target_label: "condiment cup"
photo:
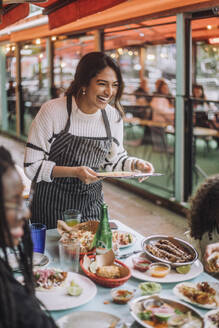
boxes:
[111,286,135,304]
[148,262,171,278]
[132,256,151,272]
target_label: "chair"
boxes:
[147,126,174,176]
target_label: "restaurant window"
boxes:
[191,33,219,194]
[20,39,49,136]
[53,34,95,97]
[5,44,16,132]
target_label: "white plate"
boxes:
[97,171,163,179]
[8,252,49,271]
[124,253,203,283]
[173,281,219,309]
[56,311,125,328]
[113,230,136,249]
[204,308,219,328]
[129,296,203,328]
[36,272,97,311]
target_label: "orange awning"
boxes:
[39,0,128,29]
[0,4,29,30]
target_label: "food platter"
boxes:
[56,311,127,328]
[204,309,219,328]
[141,235,198,268]
[124,253,203,283]
[36,272,97,311]
[96,171,163,179]
[112,230,136,249]
[129,295,203,328]
[173,281,219,309]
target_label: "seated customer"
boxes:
[187,174,219,266]
[150,79,174,124]
[0,147,57,328]
[134,78,152,119]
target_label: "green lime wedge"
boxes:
[176,265,191,274]
[67,285,83,296]
[89,261,98,274]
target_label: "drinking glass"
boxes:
[30,223,46,254]
[59,240,80,272]
[63,209,81,227]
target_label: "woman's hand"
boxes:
[132,160,154,182]
[75,166,99,184]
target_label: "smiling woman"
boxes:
[24,52,154,228]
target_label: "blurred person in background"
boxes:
[150,79,174,124]
[0,147,57,328]
[24,52,154,229]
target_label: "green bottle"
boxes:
[92,203,112,255]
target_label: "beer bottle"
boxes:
[92,203,112,255]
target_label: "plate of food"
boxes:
[129,295,203,328]
[112,230,136,248]
[56,311,127,328]
[204,308,219,328]
[142,235,198,268]
[124,253,203,283]
[173,281,219,309]
[34,268,97,311]
[96,171,163,179]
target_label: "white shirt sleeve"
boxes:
[24,101,57,183]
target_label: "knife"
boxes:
[117,250,142,259]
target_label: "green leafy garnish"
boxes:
[138,311,152,320]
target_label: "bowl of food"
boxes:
[148,262,171,278]
[80,255,131,288]
[142,235,198,268]
[132,256,151,272]
[57,220,99,258]
[129,295,204,328]
[111,287,135,304]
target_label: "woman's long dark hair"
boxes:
[66,52,124,118]
[0,147,55,328]
[188,174,219,240]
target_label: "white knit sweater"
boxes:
[24,96,139,182]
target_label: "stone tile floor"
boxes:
[0,134,188,238]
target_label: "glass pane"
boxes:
[106,42,176,199]
[20,39,49,136]
[6,46,16,132]
[191,20,219,194]
[53,34,95,97]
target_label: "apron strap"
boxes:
[65,95,112,139]
[101,109,112,139]
[64,94,72,132]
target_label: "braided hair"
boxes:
[0,147,55,328]
[188,174,219,240]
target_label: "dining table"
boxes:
[43,219,218,327]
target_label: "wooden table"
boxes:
[43,220,218,326]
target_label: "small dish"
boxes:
[132,257,151,272]
[148,262,171,278]
[111,287,134,304]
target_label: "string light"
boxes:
[207,25,212,30]
[36,38,41,45]
[51,36,57,41]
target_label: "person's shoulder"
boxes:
[105,104,122,123]
[40,97,67,115]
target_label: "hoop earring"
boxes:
[82,89,86,95]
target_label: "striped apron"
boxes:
[31,95,112,229]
